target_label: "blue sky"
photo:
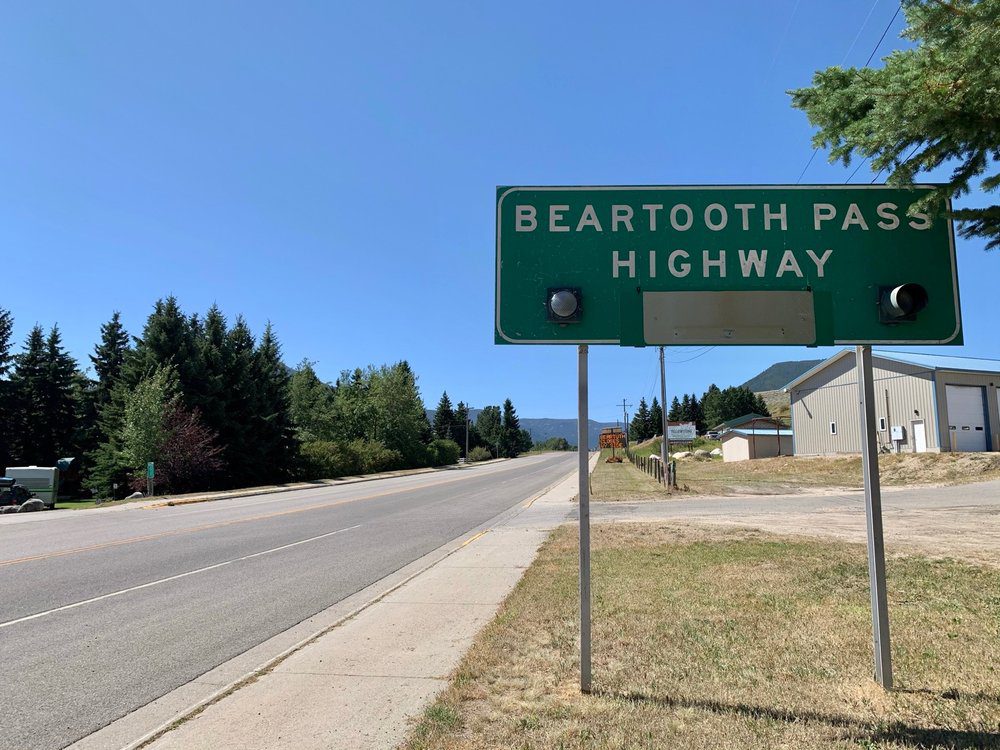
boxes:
[2,1,996,423]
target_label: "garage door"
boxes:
[946,385,987,452]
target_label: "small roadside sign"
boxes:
[667,422,697,441]
[147,462,155,479]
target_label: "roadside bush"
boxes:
[299,440,362,479]
[300,439,404,477]
[468,446,493,462]
[350,439,404,474]
[427,439,461,467]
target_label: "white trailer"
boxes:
[5,466,60,509]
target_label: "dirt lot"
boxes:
[404,523,1000,750]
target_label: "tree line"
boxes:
[0,299,534,499]
[628,385,771,442]
[429,392,534,460]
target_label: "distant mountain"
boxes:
[520,418,619,450]
[741,360,822,392]
[426,409,616,450]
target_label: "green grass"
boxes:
[54,497,142,510]
[591,449,671,501]
[403,524,1000,750]
[632,436,722,457]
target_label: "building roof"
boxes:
[712,413,778,431]
[783,348,1000,391]
[726,428,793,438]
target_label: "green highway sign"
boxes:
[495,185,961,346]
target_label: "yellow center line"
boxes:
[0,469,508,568]
[460,530,488,548]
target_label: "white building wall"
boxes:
[790,355,939,455]
[722,435,750,462]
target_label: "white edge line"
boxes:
[0,525,362,630]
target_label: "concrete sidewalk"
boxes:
[119,455,595,750]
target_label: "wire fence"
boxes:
[624,447,676,487]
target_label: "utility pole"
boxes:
[659,347,671,492]
[619,398,632,446]
[464,405,474,462]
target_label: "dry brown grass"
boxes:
[590,451,672,502]
[403,523,1000,750]
[758,389,792,421]
[593,448,1000,499]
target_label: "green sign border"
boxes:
[495,184,961,347]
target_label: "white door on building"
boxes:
[912,420,927,453]
[945,385,988,452]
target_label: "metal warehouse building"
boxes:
[785,350,1000,455]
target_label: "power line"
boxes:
[863,4,901,67]
[668,346,718,364]
[841,0,882,67]
[871,142,921,183]
[845,156,871,183]
[795,149,820,185]
[844,3,904,184]
[796,1,904,184]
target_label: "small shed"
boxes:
[721,429,793,462]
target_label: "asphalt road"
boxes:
[0,453,576,750]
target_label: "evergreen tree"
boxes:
[649,397,663,437]
[680,394,692,427]
[703,385,770,428]
[251,322,298,483]
[71,371,100,460]
[289,360,337,442]
[9,326,79,465]
[477,405,502,457]
[667,395,682,422]
[454,401,478,457]
[685,393,706,434]
[518,428,534,453]
[701,384,723,429]
[432,391,456,440]
[194,305,230,438]
[0,307,13,379]
[127,297,205,410]
[500,398,527,458]
[790,0,1000,249]
[629,398,650,442]
[220,316,258,485]
[0,307,14,470]
[90,312,131,416]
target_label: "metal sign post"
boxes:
[658,346,671,492]
[578,344,592,694]
[856,345,893,689]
